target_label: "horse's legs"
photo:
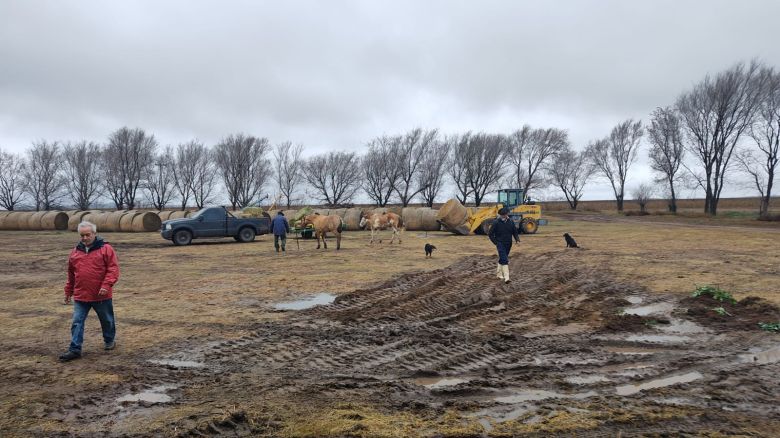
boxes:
[322,232,328,249]
[369,228,375,245]
[316,232,321,249]
[389,226,398,244]
[336,232,341,250]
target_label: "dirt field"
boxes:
[1,213,779,437]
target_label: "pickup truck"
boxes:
[160,207,271,246]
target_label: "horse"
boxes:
[299,213,344,250]
[359,212,404,244]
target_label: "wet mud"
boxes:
[20,252,780,436]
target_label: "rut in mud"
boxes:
[47,252,780,436]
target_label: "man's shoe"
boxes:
[104,341,116,350]
[59,351,81,362]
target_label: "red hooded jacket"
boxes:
[64,237,120,302]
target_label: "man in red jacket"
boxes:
[59,221,120,362]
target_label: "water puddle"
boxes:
[658,318,708,334]
[274,293,336,310]
[626,334,691,344]
[600,362,655,373]
[413,377,470,388]
[615,371,703,396]
[495,389,597,404]
[565,375,610,385]
[149,359,204,368]
[623,302,676,316]
[116,385,176,404]
[625,295,644,305]
[603,346,660,355]
[740,346,780,365]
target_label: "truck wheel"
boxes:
[521,218,538,234]
[173,229,192,246]
[238,227,256,243]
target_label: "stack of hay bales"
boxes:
[402,207,441,231]
[436,199,471,235]
[131,211,162,231]
[0,211,21,230]
[157,211,175,221]
[240,207,265,218]
[119,211,142,231]
[168,210,189,219]
[77,210,161,232]
[68,211,92,231]
[41,211,69,230]
[342,208,364,230]
[0,211,69,231]
[27,211,49,230]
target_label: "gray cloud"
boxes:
[1,0,778,200]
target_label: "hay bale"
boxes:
[68,211,92,231]
[131,211,162,232]
[371,207,388,215]
[101,211,128,232]
[90,212,111,231]
[41,211,69,230]
[119,211,142,231]
[419,208,441,231]
[436,199,470,235]
[329,208,347,218]
[241,206,265,218]
[402,207,424,231]
[3,211,27,230]
[157,211,174,221]
[386,206,403,216]
[313,208,330,216]
[169,210,189,219]
[343,208,363,231]
[27,211,49,230]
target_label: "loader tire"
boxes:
[521,218,538,234]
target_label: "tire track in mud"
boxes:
[53,252,780,436]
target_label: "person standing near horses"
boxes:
[271,211,290,252]
[59,221,120,362]
[488,207,520,284]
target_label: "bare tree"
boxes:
[105,127,157,209]
[144,146,177,210]
[549,147,595,210]
[273,141,305,208]
[215,134,272,209]
[467,133,508,206]
[191,146,217,209]
[362,135,403,207]
[24,140,64,210]
[418,139,451,207]
[171,140,204,209]
[102,146,125,209]
[302,151,361,206]
[509,125,568,197]
[62,141,102,210]
[744,66,780,217]
[0,149,26,210]
[447,133,474,204]
[676,60,767,215]
[631,183,655,213]
[587,119,644,211]
[394,128,438,206]
[647,107,685,213]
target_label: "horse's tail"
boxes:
[337,217,344,233]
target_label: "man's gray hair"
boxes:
[77,221,97,233]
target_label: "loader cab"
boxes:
[497,188,525,210]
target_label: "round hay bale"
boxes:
[157,211,174,221]
[169,210,188,219]
[102,211,128,232]
[27,211,49,230]
[68,211,92,231]
[131,211,162,232]
[90,212,111,231]
[119,211,142,231]
[328,208,347,218]
[419,208,441,231]
[436,199,470,235]
[386,206,403,216]
[2,211,25,230]
[41,211,69,230]
[371,207,388,215]
[64,210,82,218]
[343,208,363,231]
[402,207,424,231]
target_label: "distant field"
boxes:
[541,197,779,214]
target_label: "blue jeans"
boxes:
[69,299,115,353]
[496,241,512,265]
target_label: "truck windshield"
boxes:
[189,209,207,219]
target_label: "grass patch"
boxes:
[692,285,737,304]
[758,322,780,332]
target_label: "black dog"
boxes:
[563,233,579,248]
[424,243,437,257]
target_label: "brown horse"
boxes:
[299,213,344,250]
[359,212,403,244]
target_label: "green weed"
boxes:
[711,307,732,317]
[692,285,737,304]
[758,322,780,332]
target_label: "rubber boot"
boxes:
[501,265,510,284]
[496,264,504,280]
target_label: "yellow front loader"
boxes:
[437,188,546,235]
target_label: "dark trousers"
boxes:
[274,234,286,251]
[496,241,512,265]
[70,299,115,353]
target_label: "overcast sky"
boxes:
[2,0,779,202]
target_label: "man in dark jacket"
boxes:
[271,211,290,252]
[59,221,120,362]
[488,207,520,283]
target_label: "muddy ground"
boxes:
[1,213,779,437]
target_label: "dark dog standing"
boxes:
[563,233,579,248]
[424,243,437,257]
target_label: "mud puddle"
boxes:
[494,389,597,403]
[148,359,204,368]
[273,292,336,310]
[116,385,177,404]
[626,334,692,343]
[412,376,471,388]
[740,346,780,364]
[615,371,703,396]
[623,301,676,316]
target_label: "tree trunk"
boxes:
[668,181,677,213]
